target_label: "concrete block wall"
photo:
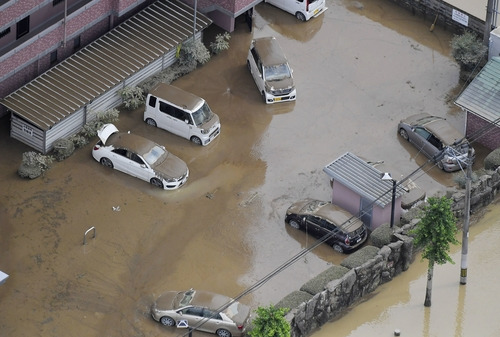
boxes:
[286,166,500,337]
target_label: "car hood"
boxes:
[152,153,188,179]
[199,112,220,130]
[154,291,179,311]
[266,77,294,90]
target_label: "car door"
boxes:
[170,107,192,140]
[109,148,129,174]
[412,126,436,158]
[125,151,152,182]
[304,215,323,239]
[248,47,265,93]
[157,101,182,137]
[202,308,224,333]
[179,306,205,330]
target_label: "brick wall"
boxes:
[467,113,500,150]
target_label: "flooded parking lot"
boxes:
[0,0,495,336]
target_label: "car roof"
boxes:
[149,83,205,112]
[252,36,288,66]
[403,113,464,146]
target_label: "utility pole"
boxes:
[460,148,473,285]
[484,0,496,46]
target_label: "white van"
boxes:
[144,83,221,146]
[247,37,296,104]
[265,0,327,21]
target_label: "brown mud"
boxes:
[0,0,492,336]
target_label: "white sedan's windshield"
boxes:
[264,64,291,81]
[142,145,166,165]
[192,103,213,126]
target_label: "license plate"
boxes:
[274,97,282,101]
[314,9,319,15]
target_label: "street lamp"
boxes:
[381,172,396,228]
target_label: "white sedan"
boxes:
[92,124,188,189]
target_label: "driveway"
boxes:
[0,0,484,336]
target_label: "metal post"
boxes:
[460,148,473,284]
[390,179,396,228]
[484,0,496,46]
[192,0,198,42]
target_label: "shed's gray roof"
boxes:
[323,152,406,208]
[0,0,211,131]
[455,57,500,123]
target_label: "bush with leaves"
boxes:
[450,30,487,71]
[210,32,231,55]
[18,151,54,179]
[248,305,291,337]
[118,86,145,110]
[80,108,120,139]
[52,138,75,161]
[178,38,211,69]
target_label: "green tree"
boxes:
[412,196,459,307]
[248,305,290,337]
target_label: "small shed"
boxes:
[455,57,500,150]
[0,0,211,154]
[323,152,406,230]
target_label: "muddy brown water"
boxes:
[0,0,494,336]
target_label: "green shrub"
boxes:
[18,151,54,179]
[118,86,145,110]
[484,148,500,170]
[370,223,394,248]
[69,134,89,148]
[300,265,350,295]
[52,138,75,161]
[340,246,379,269]
[210,32,231,55]
[248,305,291,337]
[178,39,211,68]
[450,30,487,71]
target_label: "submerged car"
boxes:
[264,0,327,21]
[398,113,475,172]
[92,124,188,189]
[285,199,367,253]
[151,289,250,337]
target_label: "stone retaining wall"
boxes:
[286,167,500,337]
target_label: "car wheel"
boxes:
[332,244,344,253]
[295,12,306,21]
[100,157,113,168]
[160,316,175,326]
[216,329,232,337]
[289,219,300,229]
[150,178,164,189]
[191,136,202,145]
[145,118,157,127]
[399,128,409,141]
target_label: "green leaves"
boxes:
[248,305,291,337]
[411,196,459,265]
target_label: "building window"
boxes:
[73,36,81,51]
[16,16,30,39]
[50,50,58,65]
[53,0,64,6]
[0,27,10,39]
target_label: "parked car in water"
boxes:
[92,123,188,189]
[397,113,475,172]
[247,36,296,104]
[151,289,250,337]
[144,83,221,146]
[264,0,327,21]
[285,199,368,253]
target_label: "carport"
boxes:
[0,0,211,154]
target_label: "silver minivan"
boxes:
[143,83,221,146]
[247,37,296,104]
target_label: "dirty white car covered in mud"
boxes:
[91,124,188,189]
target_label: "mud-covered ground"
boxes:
[0,0,490,336]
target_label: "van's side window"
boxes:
[159,101,175,116]
[148,96,157,108]
[251,48,262,74]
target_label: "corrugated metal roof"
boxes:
[455,57,500,122]
[0,0,211,131]
[323,152,406,207]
